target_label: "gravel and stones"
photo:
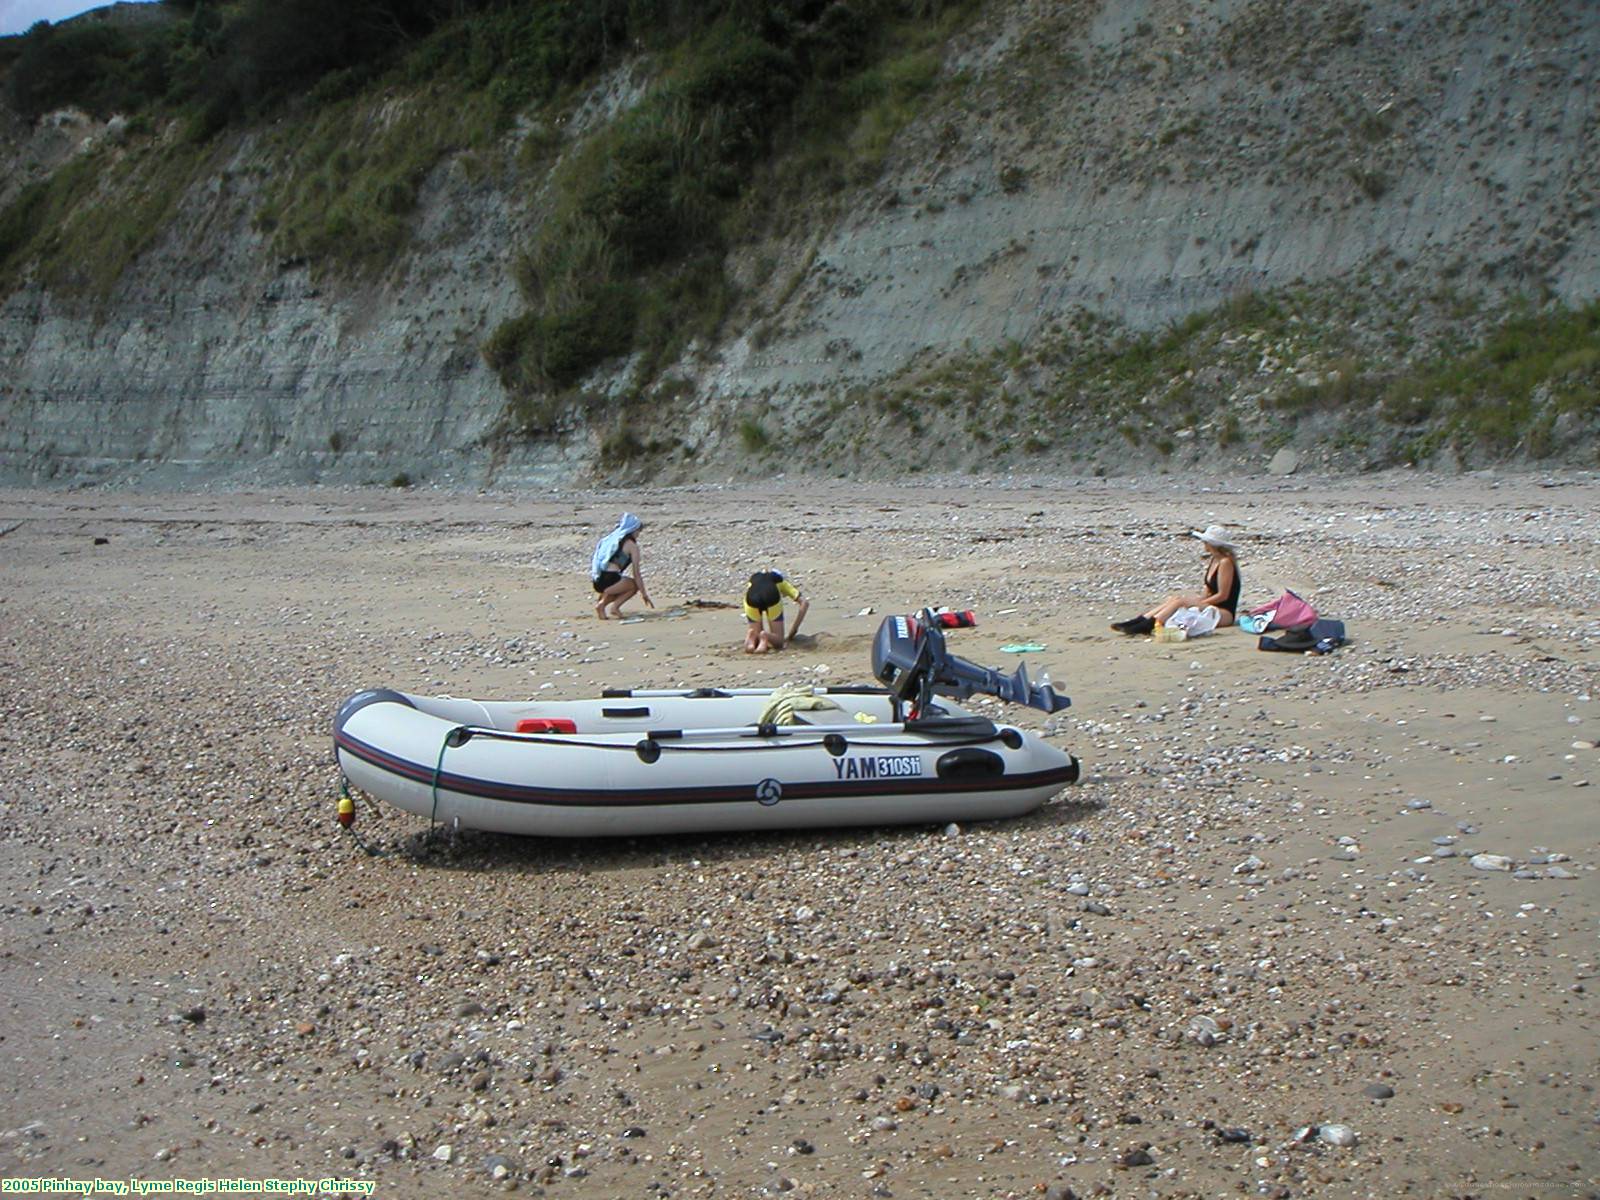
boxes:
[1,473,1596,1198]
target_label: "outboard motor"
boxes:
[871,610,1070,716]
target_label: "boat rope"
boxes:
[644,735,1002,754]
[351,722,1011,789]
[448,727,1003,753]
[825,734,1012,750]
[428,730,453,834]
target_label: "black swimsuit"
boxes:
[593,545,633,593]
[1206,560,1241,614]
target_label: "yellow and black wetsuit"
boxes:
[743,571,799,621]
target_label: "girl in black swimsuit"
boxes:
[1112,524,1241,635]
[591,514,654,619]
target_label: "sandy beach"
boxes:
[1,472,1596,1199]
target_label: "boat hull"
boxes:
[333,687,1079,837]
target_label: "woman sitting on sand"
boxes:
[743,569,809,653]
[592,512,654,619]
[1112,524,1240,635]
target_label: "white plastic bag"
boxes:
[1164,605,1222,638]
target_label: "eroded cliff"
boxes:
[2,0,1596,487]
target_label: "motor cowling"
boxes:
[871,613,931,702]
[871,611,1070,715]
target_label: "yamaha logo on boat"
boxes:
[834,754,923,781]
[755,778,783,806]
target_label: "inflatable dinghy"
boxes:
[333,611,1079,837]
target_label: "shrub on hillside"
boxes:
[4,21,175,118]
[535,284,639,390]
[485,0,981,417]
[483,284,637,397]
[482,311,541,383]
[579,120,689,267]
[204,0,395,116]
[0,180,51,271]
[681,25,799,150]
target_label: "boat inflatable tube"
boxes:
[333,686,1078,838]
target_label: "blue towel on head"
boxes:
[591,512,642,580]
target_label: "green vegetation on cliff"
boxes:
[481,2,973,431]
[3,0,968,355]
[2,1,712,288]
[2,1,1595,478]
[777,285,1600,475]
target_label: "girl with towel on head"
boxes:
[1111,524,1241,635]
[591,513,653,619]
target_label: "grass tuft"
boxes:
[738,418,771,453]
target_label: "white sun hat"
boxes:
[1190,524,1236,551]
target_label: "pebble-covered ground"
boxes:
[1,473,1596,1200]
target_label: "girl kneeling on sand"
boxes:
[743,570,808,653]
[1112,524,1240,635]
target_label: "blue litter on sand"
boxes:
[999,643,1047,653]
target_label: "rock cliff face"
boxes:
[2,0,1597,486]
[0,126,549,486]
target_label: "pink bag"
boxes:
[1250,589,1317,631]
